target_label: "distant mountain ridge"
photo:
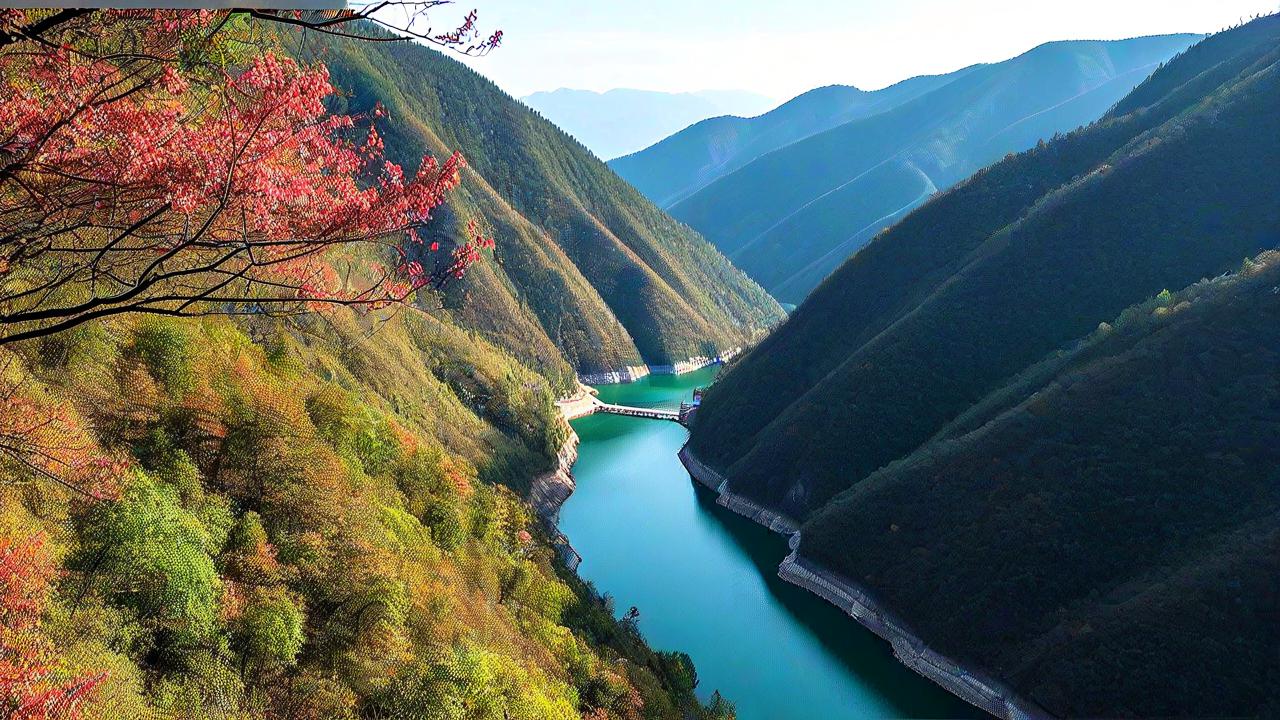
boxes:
[521,87,777,160]
[608,72,970,208]
[615,34,1202,303]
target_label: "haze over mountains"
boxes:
[688,15,1280,716]
[613,34,1202,303]
[522,88,777,160]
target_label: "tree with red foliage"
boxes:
[0,8,499,347]
[0,533,104,719]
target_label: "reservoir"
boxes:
[559,366,979,720]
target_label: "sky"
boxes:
[388,0,1280,102]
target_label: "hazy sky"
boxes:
[396,0,1279,101]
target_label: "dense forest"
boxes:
[804,253,1280,717]
[691,15,1280,516]
[4,311,734,720]
[0,9,747,720]
[688,14,1280,717]
[655,35,1200,302]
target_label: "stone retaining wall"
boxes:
[528,422,583,572]
[677,444,1050,720]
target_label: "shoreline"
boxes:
[528,419,583,571]
[534,357,729,575]
[677,445,1052,720]
[577,349,740,387]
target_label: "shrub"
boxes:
[130,319,197,395]
[234,588,305,668]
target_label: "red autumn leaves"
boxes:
[0,9,494,345]
[1,535,104,719]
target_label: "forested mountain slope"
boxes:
[667,34,1200,302]
[802,253,1280,718]
[288,30,783,379]
[0,11,754,720]
[609,72,970,209]
[689,15,1280,520]
[4,309,732,719]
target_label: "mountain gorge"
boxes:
[6,6,1279,720]
[687,15,1280,716]
[618,35,1201,303]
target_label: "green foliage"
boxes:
[422,497,466,551]
[15,309,718,718]
[305,386,357,447]
[656,651,698,694]
[234,588,305,668]
[72,472,221,651]
[370,645,578,720]
[130,318,197,395]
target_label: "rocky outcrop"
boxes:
[677,444,1049,720]
[529,430,579,525]
[529,419,582,571]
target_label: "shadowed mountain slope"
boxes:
[690,16,1280,520]
[689,17,1280,716]
[803,252,1280,718]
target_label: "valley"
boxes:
[2,6,1277,720]
[557,369,978,720]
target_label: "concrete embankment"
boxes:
[678,446,800,534]
[677,445,1051,720]
[528,399,587,571]
[579,365,650,386]
[580,349,740,386]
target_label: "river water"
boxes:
[560,366,978,720]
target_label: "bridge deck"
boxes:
[594,402,681,421]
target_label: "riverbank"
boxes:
[578,349,741,387]
[677,445,1052,720]
[529,417,583,571]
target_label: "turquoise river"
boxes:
[560,365,979,720]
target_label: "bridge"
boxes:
[558,387,705,426]
[594,401,682,422]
